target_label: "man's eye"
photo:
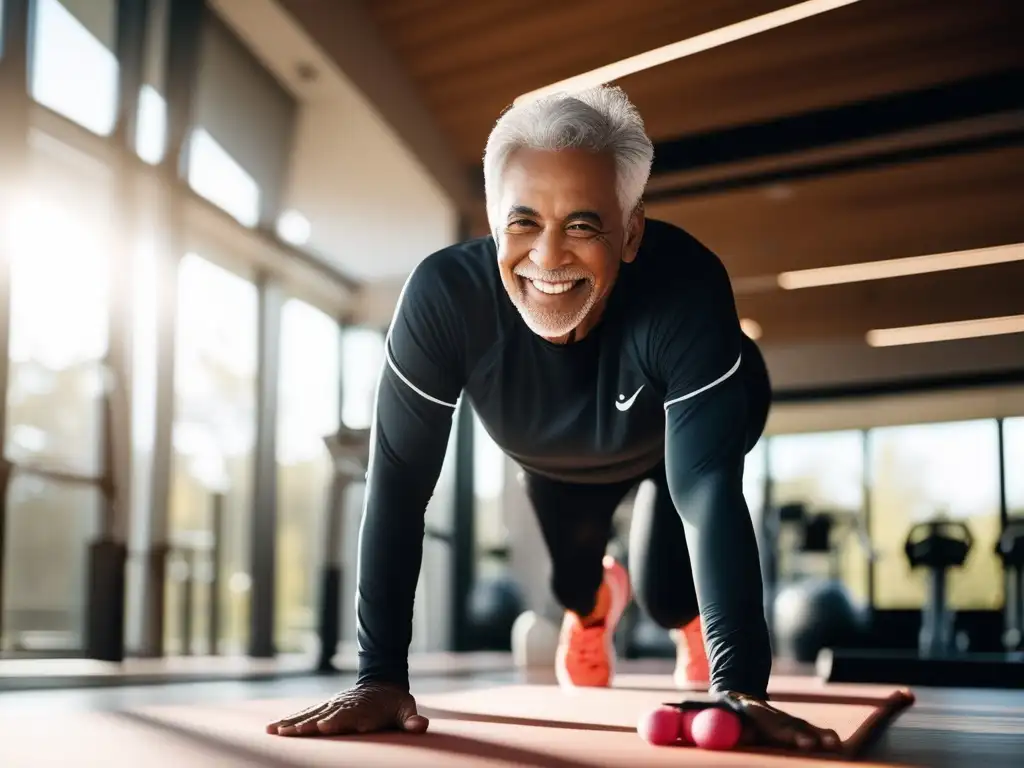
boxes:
[507,219,535,228]
[567,222,596,232]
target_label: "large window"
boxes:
[275,300,340,653]
[1005,418,1024,519]
[168,254,258,655]
[340,328,385,429]
[187,129,261,228]
[869,419,1002,610]
[1,137,113,652]
[474,413,506,579]
[30,0,118,136]
[768,431,868,600]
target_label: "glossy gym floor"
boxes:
[1,657,1022,767]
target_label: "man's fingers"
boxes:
[401,714,430,734]
[767,722,818,751]
[816,727,842,750]
[267,701,332,735]
[397,700,429,734]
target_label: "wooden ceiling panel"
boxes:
[365,0,799,163]
[736,261,1024,344]
[620,0,1021,142]
[363,0,1020,164]
[645,145,1024,278]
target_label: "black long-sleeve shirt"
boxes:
[354,218,772,698]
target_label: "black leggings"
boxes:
[524,463,700,628]
[524,335,770,628]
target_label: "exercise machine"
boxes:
[997,519,1024,652]
[819,517,1024,689]
[905,519,973,657]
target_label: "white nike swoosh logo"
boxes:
[615,386,644,412]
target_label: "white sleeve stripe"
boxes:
[663,352,743,409]
[384,345,458,409]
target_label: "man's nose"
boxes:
[529,228,572,271]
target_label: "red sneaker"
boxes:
[555,556,631,689]
[671,615,709,688]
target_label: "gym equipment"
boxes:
[996,520,1024,652]
[511,610,559,668]
[772,578,867,663]
[818,647,1024,689]
[904,519,972,657]
[316,425,371,673]
[467,574,524,650]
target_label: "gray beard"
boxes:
[509,279,598,340]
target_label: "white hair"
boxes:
[482,85,654,233]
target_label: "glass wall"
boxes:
[768,431,868,600]
[1,0,339,663]
[167,255,258,655]
[473,413,506,579]
[1005,417,1024,518]
[275,300,340,653]
[29,0,118,137]
[1,134,114,653]
[869,419,1002,610]
[340,328,385,429]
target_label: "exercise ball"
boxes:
[468,576,525,650]
[772,579,867,663]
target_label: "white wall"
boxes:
[283,99,457,281]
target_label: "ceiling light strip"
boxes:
[514,0,862,105]
[866,314,1024,347]
[778,243,1024,290]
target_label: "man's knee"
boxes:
[633,577,698,629]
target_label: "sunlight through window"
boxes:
[136,84,167,165]
[278,300,341,465]
[341,328,385,429]
[187,128,261,227]
[30,0,118,136]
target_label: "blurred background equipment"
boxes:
[904,518,974,657]
[997,520,1024,652]
[770,502,871,662]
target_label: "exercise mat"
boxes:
[0,682,912,767]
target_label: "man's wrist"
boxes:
[357,654,410,691]
[721,690,769,706]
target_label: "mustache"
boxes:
[513,264,593,282]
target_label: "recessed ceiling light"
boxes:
[277,209,312,246]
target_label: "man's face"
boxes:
[494,147,643,342]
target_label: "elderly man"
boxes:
[268,86,840,752]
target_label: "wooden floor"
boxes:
[0,656,1020,766]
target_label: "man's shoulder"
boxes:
[401,234,501,315]
[625,218,733,312]
[637,218,724,279]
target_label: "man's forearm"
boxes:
[671,468,772,698]
[664,379,772,699]
[354,368,455,689]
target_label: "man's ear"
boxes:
[621,203,645,263]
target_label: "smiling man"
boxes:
[267,86,840,752]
